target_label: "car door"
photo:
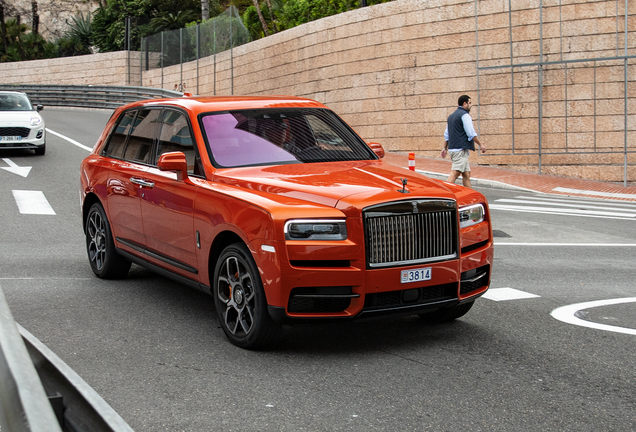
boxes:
[102,109,157,249]
[139,108,201,278]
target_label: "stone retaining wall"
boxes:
[2,0,634,183]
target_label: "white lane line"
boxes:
[495,243,636,246]
[553,187,636,200]
[483,288,540,301]
[495,198,636,215]
[489,203,636,218]
[46,128,93,152]
[1,158,32,177]
[12,190,56,215]
[515,195,636,209]
[551,298,636,336]
[488,204,636,220]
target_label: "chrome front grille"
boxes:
[364,200,458,268]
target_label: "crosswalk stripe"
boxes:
[489,203,636,218]
[12,190,56,215]
[495,199,636,215]
[513,195,636,209]
[488,204,635,220]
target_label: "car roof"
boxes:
[0,91,28,96]
[119,95,329,115]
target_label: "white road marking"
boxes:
[496,198,636,215]
[553,187,636,200]
[482,288,540,301]
[488,204,635,220]
[1,158,32,177]
[46,128,93,151]
[489,203,636,218]
[514,195,636,209]
[12,190,56,215]
[551,298,636,335]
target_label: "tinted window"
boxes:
[156,110,201,175]
[124,109,161,164]
[200,108,376,168]
[103,110,136,158]
[0,93,33,111]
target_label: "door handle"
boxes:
[130,177,155,188]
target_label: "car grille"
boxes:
[0,127,30,138]
[364,199,458,268]
[363,283,456,310]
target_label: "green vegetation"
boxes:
[1,0,394,62]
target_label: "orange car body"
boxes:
[81,96,493,328]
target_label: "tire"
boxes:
[213,243,281,349]
[85,203,131,279]
[34,143,45,155]
[419,301,474,324]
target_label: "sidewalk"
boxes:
[383,152,636,202]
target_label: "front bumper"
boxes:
[0,128,45,150]
[266,242,493,325]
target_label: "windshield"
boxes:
[200,108,376,168]
[0,93,33,111]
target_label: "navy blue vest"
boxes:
[447,107,475,151]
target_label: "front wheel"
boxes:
[34,143,45,155]
[85,203,131,279]
[213,243,281,349]
[419,301,474,324]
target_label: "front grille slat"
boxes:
[0,127,30,138]
[364,200,458,268]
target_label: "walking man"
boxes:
[440,95,486,188]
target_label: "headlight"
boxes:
[284,219,347,241]
[31,116,42,126]
[459,204,485,228]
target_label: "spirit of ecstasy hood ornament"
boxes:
[397,178,410,194]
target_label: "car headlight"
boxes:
[459,204,485,228]
[31,116,43,126]
[284,219,347,240]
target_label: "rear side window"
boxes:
[124,109,161,164]
[156,110,201,175]
[103,110,136,158]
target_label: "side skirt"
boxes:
[116,248,211,295]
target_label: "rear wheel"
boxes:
[419,301,474,324]
[85,203,131,279]
[213,243,281,349]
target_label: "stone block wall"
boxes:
[2,0,634,183]
[0,51,131,86]
[144,0,631,183]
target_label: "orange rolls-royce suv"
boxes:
[80,96,493,349]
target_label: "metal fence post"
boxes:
[230,6,234,95]
[180,27,183,90]
[161,31,164,90]
[197,23,200,95]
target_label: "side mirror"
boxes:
[36,105,44,112]
[157,151,188,180]
[368,142,385,159]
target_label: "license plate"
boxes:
[401,267,432,283]
[0,136,21,142]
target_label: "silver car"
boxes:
[0,91,46,155]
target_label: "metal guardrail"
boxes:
[0,287,134,431]
[0,84,184,110]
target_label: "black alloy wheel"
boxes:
[85,203,131,279]
[214,243,281,349]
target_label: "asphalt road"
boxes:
[1,108,634,431]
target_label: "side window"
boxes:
[156,110,202,176]
[102,110,136,158]
[123,109,161,164]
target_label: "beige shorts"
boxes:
[450,149,470,172]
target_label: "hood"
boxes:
[213,160,457,210]
[0,111,41,126]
